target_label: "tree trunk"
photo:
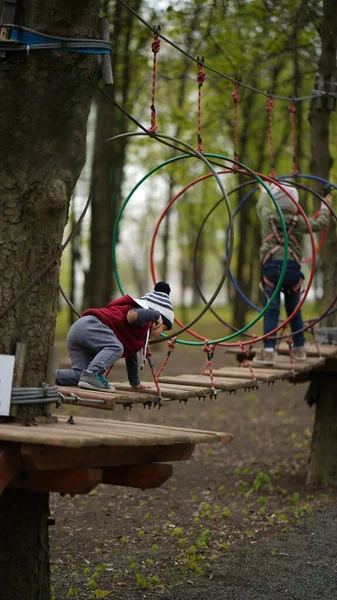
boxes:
[0,0,99,595]
[307,0,337,486]
[306,373,337,485]
[309,0,337,328]
[0,489,50,598]
[87,0,141,307]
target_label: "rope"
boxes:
[232,82,240,168]
[146,348,163,406]
[201,342,217,398]
[286,335,295,372]
[288,101,298,176]
[266,96,276,177]
[116,0,331,104]
[11,384,60,405]
[309,325,322,358]
[149,27,161,134]
[0,24,111,54]
[157,337,176,378]
[239,342,257,382]
[197,58,206,153]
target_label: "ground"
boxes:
[50,345,337,600]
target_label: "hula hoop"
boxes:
[150,170,316,346]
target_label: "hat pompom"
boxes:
[154,281,171,295]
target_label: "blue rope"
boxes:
[0,24,111,54]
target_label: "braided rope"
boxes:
[232,82,240,168]
[266,96,276,177]
[157,338,176,378]
[197,59,206,152]
[149,30,161,133]
[288,101,298,176]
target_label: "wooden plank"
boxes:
[268,356,326,372]
[113,382,198,400]
[0,415,229,448]
[154,382,209,398]
[21,443,197,471]
[0,445,22,494]
[103,463,173,489]
[10,468,103,495]
[159,374,256,391]
[277,342,337,358]
[225,343,337,359]
[209,366,293,382]
[58,386,158,405]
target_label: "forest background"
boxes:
[58,0,337,342]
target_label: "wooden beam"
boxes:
[10,468,102,495]
[21,442,196,471]
[103,463,173,489]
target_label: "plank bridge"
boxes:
[0,342,335,498]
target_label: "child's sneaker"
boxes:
[293,347,307,361]
[252,349,275,366]
[78,370,116,392]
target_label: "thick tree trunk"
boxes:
[0,1,99,596]
[0,489,50,598]
[307,0,337,486]
[306,373,337,485]
[309,0,337,328]
[87,0,141,307]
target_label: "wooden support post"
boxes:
[307,372,337,485]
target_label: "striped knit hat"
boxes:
[134,282,174,330]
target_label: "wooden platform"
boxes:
[0,416,232,496]
[57,344,336,412]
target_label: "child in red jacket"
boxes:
[56,282,174,392]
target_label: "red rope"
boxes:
[201,342,216,397]
[286,335,295,372]
[266,96,276,177]
[157,337,176,378]
[309,325,322,358]
[232,82,240,168]
[149,31,161,134]
[197,59,206,153]
[239,342,257,381]
[288,101,298,176]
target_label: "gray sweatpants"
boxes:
[56,315,124,386]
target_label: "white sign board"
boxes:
[0,355,15,416]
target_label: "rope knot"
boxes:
[266,97,274,113]
[232,84,240,104]
[288,101,296,115]
[151,35,160,54]
[197,65,206,86]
